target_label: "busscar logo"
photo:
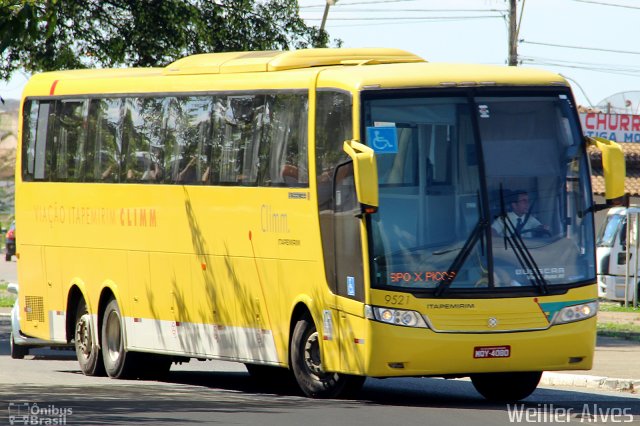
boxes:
[516,267,565,279]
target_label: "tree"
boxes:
[0,0,332,80]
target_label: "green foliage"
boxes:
[0,0,334,79]
[0,281,16,308]
[599,301,640,312]
[597,322,640,341]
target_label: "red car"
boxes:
[5,221,15,261]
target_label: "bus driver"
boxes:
[492,190,550,238]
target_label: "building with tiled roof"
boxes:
[589,142,640,231]
[590,142,640,197]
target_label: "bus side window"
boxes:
[22,100,41,180]
[122,97,165,183]
[239,95,266,186]
[53,100,87,182]
[208,96,226,185]
[218,95,255,184]
[21,99,54,181]
[164,96,213,185]
[268,94,309,187]
[88,98,123,182]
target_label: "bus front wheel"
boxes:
[10,332,28,359]
[74,299,105,376]
[101,298,137,379]
[471,371,542,401]
[290,315,365,398]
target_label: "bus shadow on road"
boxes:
[2,368,640,424]
[156,369,640,413]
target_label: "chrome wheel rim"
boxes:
[105,309,122,363]
[303,330,339,384]
[303,331,323,376]
[75,313,93,358]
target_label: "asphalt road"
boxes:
[2,263,640,425]
[0,255,17,283]
[1,317,639,426]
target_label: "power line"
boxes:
[522,55,640,71]
[526,62,640,77]
[521,57,640,77]
[573,0,640,10]
[325,17,504,27]
[559,73,595,107]
[521,40,640,56]
[304,14,504,21]
[303,8,507,13]
[300,0,420,8]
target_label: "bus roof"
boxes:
[315,61,567,91]
[22,48,568,97]
[163,48,425,74]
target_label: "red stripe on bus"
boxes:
[50,80,59,95]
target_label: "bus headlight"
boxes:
[364,305,429,328]
[551,301,598,325]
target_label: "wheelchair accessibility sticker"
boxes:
[367,126,398,154]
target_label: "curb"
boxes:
[541,372,640,393]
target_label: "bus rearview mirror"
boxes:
[343,140,378,214]
[587,136,628,207]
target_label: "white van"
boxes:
[596,206,640,306]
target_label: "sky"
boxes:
[300,0,640,111]
[1,0,639,112]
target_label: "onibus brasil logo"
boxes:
[8,402,73,425]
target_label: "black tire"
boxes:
[101,298,137,379]
[471,371,542,401]
[74,299,105,376]
[290,315,365,398]
[10,332,28,359]
[245,363,298,391]
[137,353,173,380]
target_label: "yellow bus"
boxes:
[16,48,625,400]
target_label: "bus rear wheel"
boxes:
[101,298,137,379]
[471,371,542,401]
[75,299,105,376]
[290,315,365,398]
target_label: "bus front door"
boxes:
[333,161,367,374]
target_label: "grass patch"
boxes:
[0,280,16,307]
[0,295,14,307]
[597,322,640,341]
[599,302,640,313]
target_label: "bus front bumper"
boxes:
[358,317,596,377]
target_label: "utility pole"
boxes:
[508,0,518,66]
[320,0,337,34]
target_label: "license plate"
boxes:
[473,345,511,358]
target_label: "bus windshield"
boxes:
[365,90,595,293]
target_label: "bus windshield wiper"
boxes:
[434,218,487,297]
[495,188,549,295]
[498,214,549,294]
